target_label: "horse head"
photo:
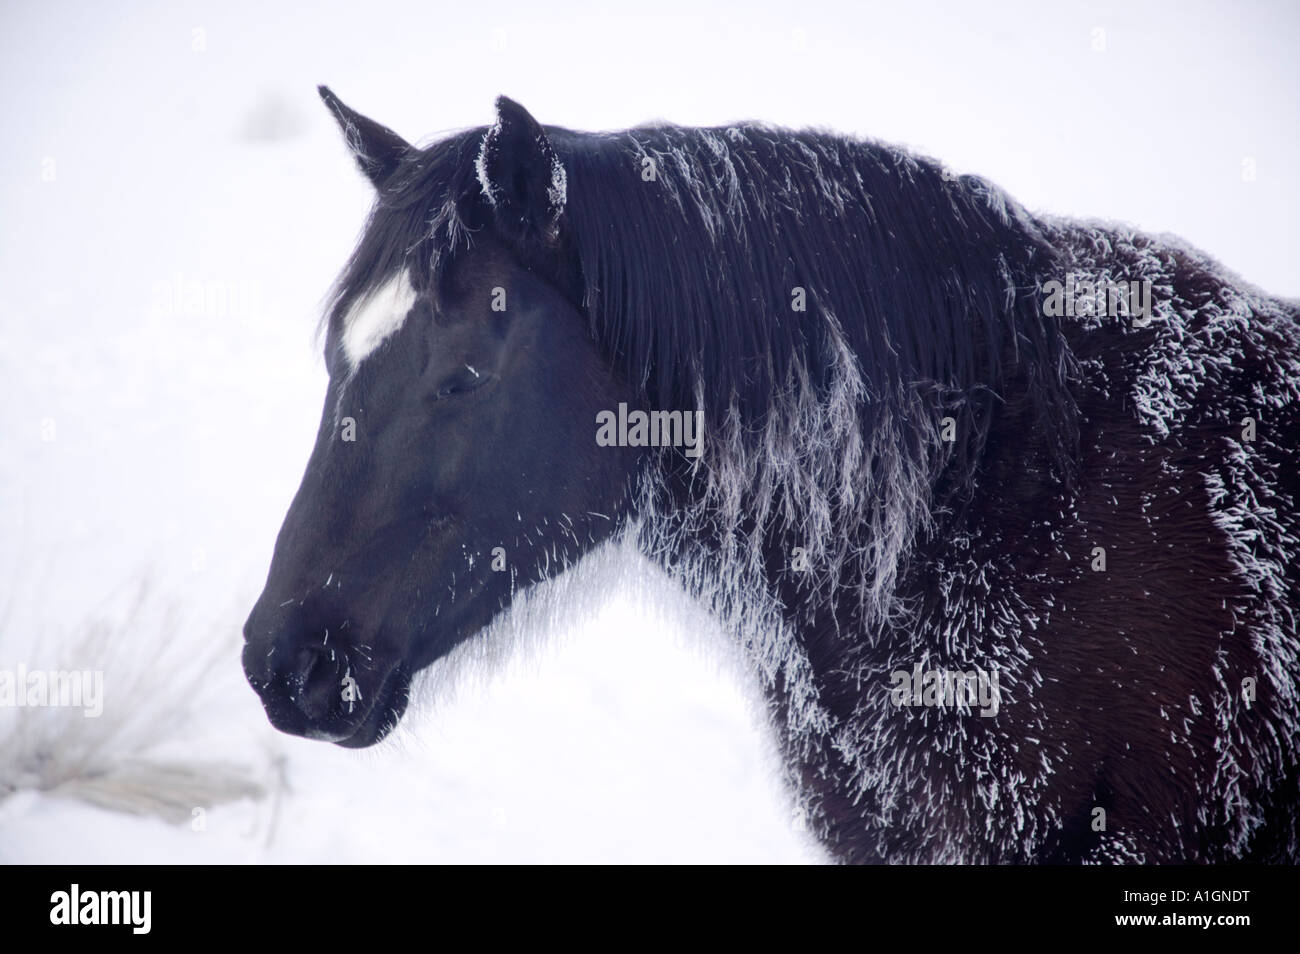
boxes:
[242,90,638,746]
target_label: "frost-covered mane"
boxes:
[329,119,1081,630]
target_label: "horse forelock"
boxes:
[321,131,485,362]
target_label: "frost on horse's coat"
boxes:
[245,89,1300,864]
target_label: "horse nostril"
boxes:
[284,646,344,722]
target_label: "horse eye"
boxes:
[433,364,491,400]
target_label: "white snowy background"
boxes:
[0,0,1295,863]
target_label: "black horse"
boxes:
[243,88,1300,863]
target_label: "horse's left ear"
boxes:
[318,85,411,190]
[475,96,567,244]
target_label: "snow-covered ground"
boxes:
[1,0,1295,863]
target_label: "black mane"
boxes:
[329,119,1081,497]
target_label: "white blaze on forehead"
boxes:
[341,268,418,368]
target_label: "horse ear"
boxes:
[475,95,566,244]
[318,85,411,190]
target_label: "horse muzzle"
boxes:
[242,608,412,747]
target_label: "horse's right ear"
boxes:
[318,86,411,190]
